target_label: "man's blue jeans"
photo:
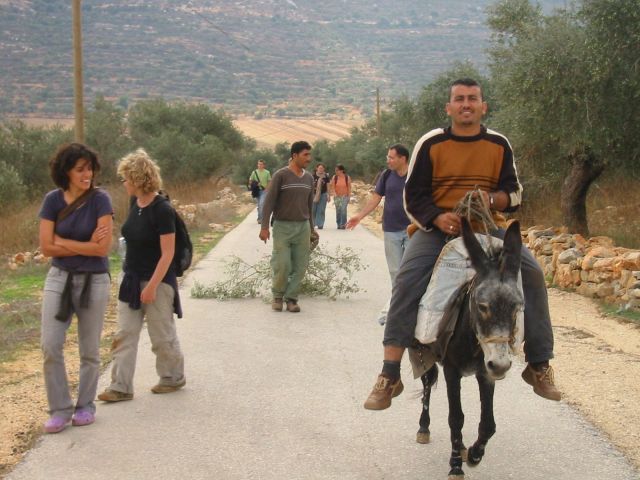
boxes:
[256,189,267,222]
[383,229,409,285]
[312,193,328,229]
[334,195,349,229]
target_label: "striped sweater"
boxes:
[404,126,522,230]
[261,166,314,230]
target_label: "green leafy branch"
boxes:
[191,245,367,301]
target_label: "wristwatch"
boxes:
[489,193,495,208]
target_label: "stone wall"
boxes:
[525,226,640,311]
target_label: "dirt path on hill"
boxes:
[1,213,639,476]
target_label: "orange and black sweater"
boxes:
[405,126,523,230]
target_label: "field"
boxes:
[232,116,361,148]
[14,116,362,149]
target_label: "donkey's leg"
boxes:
[467,374,496,466]
[417,365,438,444]
[444,366,466,478]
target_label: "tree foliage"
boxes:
[486,0,640,233]
[127,98,250,183]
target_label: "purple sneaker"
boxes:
[43,416,70,434]
[71,410,95,427]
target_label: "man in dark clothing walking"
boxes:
[260,141,315,313]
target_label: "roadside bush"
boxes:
[0,160,27,207]
[0,121,72,199]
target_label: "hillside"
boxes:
[0,0,564,118]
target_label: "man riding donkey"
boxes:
[364,78,561,410]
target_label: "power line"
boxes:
[184,2,252,53]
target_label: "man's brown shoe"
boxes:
[151,378,186,394]
[97,389,133,402]
[522,364,561,401]
[286,300,300,313]
[272,298,283,311]
[363,374,404,410]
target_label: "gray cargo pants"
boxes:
[41,267,110,418]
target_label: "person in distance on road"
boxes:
[248,159,272,224]
[312,163,331,229]
[331,164,351,229]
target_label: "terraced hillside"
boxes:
[0,0,565,117]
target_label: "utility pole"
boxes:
[376,87,381,137]
[72,0,84,142]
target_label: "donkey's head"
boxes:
[461,218,524,380]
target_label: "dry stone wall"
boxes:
[524,226,640,311]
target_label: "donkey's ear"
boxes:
[461,217,491,277]
[500,220,522,282]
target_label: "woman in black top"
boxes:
[98,148,185,402]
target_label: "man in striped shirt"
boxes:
[364,78,560,410]
[260,141,315,313]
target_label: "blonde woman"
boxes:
[98,149,185,402]
[39,143,113,433]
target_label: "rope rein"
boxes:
[452,187,499,258]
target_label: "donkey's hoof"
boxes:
[416,429,430,444]
[466,446,484,466]
[447,469,465,479]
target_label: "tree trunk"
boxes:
[560,149,605,237]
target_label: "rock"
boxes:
[528,228,555,245]
[558,248,582,264]
[576,282,598,298]
[631,289,640,299]
[621,252,640,270]
[554,264,576,288]
[593,257,617,271]
[8,262,18,271]
[13,253,25,264]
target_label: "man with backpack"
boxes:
[331,164,351,229]
[346,144,411,284]
[248,160,272,223]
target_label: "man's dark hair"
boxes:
[449,78,483,100]
[49,142,101,190]
[335,164,346,173]
[389,144,409,161]
[291,141,312,156]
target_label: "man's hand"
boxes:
[471,189,492,209]
[259,228,270,243]
[433,212,462,236]
[345,215,361,230]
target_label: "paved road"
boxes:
[9,206,640,480]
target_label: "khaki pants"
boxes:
[108,282,184,394]
[271,220,311,302]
